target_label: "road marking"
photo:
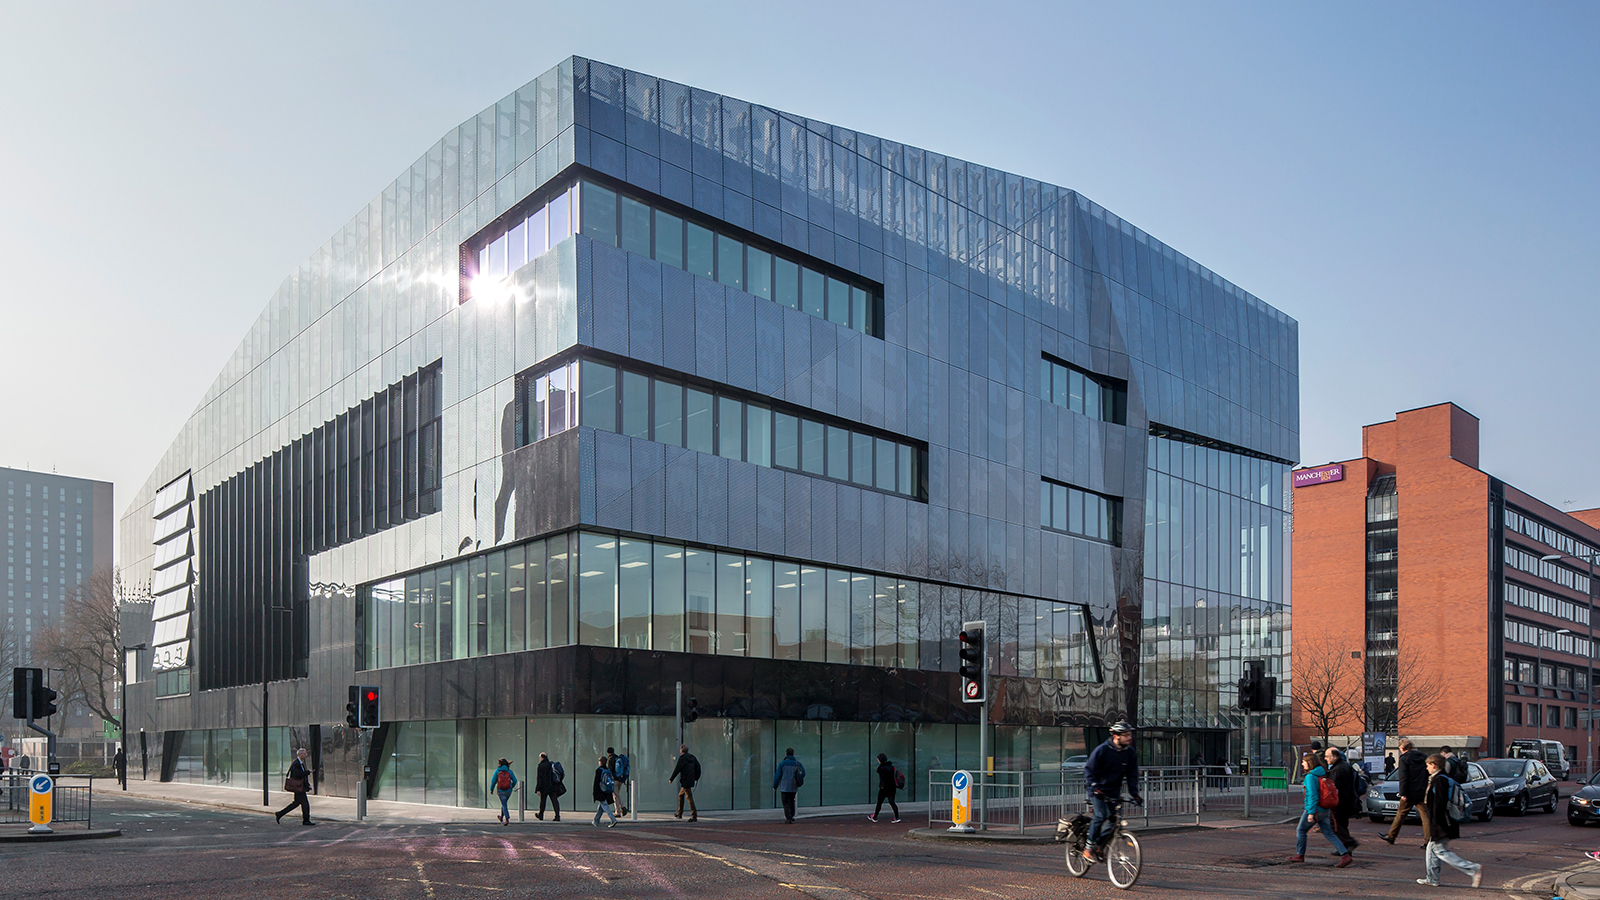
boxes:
[1502,858,1592,900]
[535,843,611,884]
[411,858,436,898]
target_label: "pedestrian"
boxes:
[1288,752,1352,866]
[491,757,518,825]
[606,746,631,817]
[868,753,901,823]
[1219,757,1233,792]
[1440,746,1468,783]
[1384,753,1397,776]
[534,752,563,821]
[668,744,700,822]
[773,747,805,824]
[1418,753,1483,888]
[1323,747,1361,853]
[1381,738,1427,845]
[114,746,127,788]
[274,747,317,826]
[592,756,618,827]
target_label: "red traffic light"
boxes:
[366,691,377,702]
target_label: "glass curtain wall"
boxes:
[359,531,1099,682]
[1143,434,1292,767]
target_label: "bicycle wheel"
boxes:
[1064,839,1091,877]
[1106,831,1142,889]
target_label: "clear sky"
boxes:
[1,1,1596,552]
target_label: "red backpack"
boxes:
[497,769,513,790]
[1316,774,1339,809]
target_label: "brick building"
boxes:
[1292,402,1599,767]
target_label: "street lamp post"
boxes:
[119,643,147,790]
[1544,552,1597,777]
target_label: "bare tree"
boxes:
[1391,644,1443,734]
[1293,627,1363,744]
[0,615,18,714]
[37,568,123,730]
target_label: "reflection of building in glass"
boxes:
[121,56,1299,810]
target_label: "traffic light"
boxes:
[346,685,360,728]
[12,667,32,719]
[32,679,59,720]
[683,696,699,723]
[958,621,986,704]
[359,685,381,728]
[1237,660,1276,712]
[1237,672,1258,710]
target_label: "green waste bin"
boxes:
[1261,767,1287,789]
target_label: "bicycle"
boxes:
[1056,795,1143,889]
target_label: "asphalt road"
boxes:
[0,792,1592,899]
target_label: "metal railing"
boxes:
[925,767,1296,832]
[1,771,95,829]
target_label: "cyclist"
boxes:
[1083,720,1143,861]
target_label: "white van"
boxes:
[1510,739,1572,780]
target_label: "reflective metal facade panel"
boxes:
[122,57,1297,763]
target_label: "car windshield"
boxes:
[1588,771,1600,786]
[1478,760,1528,778]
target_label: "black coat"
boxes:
[286,757,311,794]
[1396,749,1428,801]
[877,761,897,793]
[669,752,700,789]
[535,759,561,795]
[1326,757,1362,815]
[1422,772,1459,842]
[592,766,615,804]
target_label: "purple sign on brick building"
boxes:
[1293,464,1344,488]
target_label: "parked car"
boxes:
[1510,739,1573,780]
[1478,757,1560,815]
[1566,771,1600,825]
[1061,755,1088,773]
[1365,761,1497,823]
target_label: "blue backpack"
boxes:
[552,761,565,783]
[1445,777,1471,824]
[600,769,615,793]
[613,754,630,781]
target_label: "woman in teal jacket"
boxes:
[491,758,518,825]
[1288,753,1352,866]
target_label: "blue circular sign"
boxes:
[30,775,52,794]
[952,772,968,791]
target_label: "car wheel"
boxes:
[1547,792,1558,814]
[1511,793,1528,816]
[1478,801,1494,823]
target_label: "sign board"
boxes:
[30,774,53,827]
[1293,464,1344,488]
[1360,732,1387,772]
[950,770,972,830]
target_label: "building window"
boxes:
[358,530,1101,682]
[155,669,190,698]
[1568,707,1579,730]
[1040,355,1126,425]
[526,357,926,501]
[1040,479,1122,545]
[1506,701,1523,725]
[1549,705,1563,729]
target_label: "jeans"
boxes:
[1424,839,1480,885]
[497,788,512,820]
[1296,809,1348,856]
[873,788,899,819]
[1087,794,1116,847]
[780,791,797,822]
[594,800,617,826]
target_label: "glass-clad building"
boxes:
[120,57,1298,811]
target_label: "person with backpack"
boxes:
[1382,738,1428,845]
[534,752,563,821]
[1288,752,1352,866]
[772,748,805,824]
[607,747,631,817]
[1323,747,1363,852]
[1440,746,1469,783]
[868,753,902,823]
[1418,753,1483,887]
[592,755,619,827]
[668,744,700,822]
[491,757,518,825]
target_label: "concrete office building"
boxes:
[121,57,1299,811]
[3,466,114,737]
[1293,402,1600,766]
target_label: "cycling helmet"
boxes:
[1109,720,1134,735]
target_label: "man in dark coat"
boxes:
[534,752,562,821]
[1382,739,1428,844]
[868,753,900,823]
[668,744,700,822]
[274,747,316,826]
[1418,754,1482,887]
[1323,747,1361,852]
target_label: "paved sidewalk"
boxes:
[94,778,906,827]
